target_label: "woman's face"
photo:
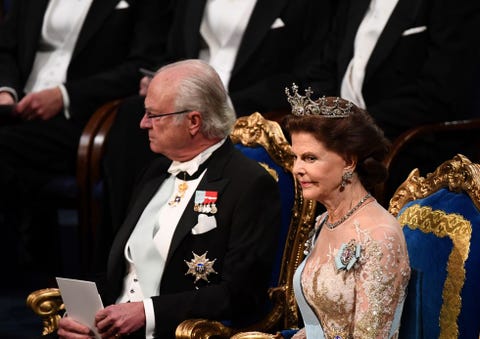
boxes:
[291,131,347,202]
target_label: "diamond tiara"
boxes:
[285,83,353,118]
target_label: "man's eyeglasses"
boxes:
[145,109,192,119]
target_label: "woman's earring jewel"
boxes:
[341,171,353,188]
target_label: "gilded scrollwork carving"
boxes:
[230,112,294,171]
[175,318,232,338]
[389,154,480,217]
[26,288,64,335]
[230,331,278,339]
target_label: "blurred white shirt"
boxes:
[24,0,93,118]
[199,0,257,88]
[341,0,399,108]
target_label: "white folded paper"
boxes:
[56,277,104,339]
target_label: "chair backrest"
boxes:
[76,99,120,275]
[176,113,317,338]
[388,154,480,338]
[231,113,316,330]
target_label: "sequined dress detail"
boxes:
[293,200,410,339]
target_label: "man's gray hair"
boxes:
[159,59,236,139]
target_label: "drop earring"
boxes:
[341,171,353,188]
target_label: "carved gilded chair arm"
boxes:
[26,287,64,335]
[175,318,233,338]
[175,285,289,338]
[231,331,280,338]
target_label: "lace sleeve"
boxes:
[353,227,410,338]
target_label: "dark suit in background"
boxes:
[165,0,333,116]
[310,0,480,139]
[308,0,480,196]
[0,0,171,272]
[0,0,170,123]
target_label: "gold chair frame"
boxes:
[389,154,480,216]
[388,153,480,339]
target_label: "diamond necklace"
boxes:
[325,193,372,230]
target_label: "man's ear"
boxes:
[188,111,202,135]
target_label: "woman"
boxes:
[284,86,410,339]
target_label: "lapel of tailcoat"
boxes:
[364,0,423,84]
[337,0,371,79]
[164,140,233,267]
[182,0,207,58]
[231,0,288,78]
[72,0,121,59]
[22,0,49,70]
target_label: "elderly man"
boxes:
[57,59,281,338]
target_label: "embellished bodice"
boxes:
[294,200,410,339]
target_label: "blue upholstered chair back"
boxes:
[230,113,316,307]
[233,143,294,285]
[389,154,480,338]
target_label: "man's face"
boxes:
[140,74,191,159]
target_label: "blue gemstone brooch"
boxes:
[335,239,361,271]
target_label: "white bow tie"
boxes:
[167,160,201,177]
[167,139,225,177]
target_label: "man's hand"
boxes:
[57,316,94,339]
[14,87,64,120]
[0,91,15,105]
[95,302,146,338]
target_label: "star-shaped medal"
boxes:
[185,251,217,283]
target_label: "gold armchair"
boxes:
[231,154,480,339]
[27,112,317,338]
[388,154,480,338]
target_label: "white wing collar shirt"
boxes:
[340,0,399,109]
[22,0,93,119]
[199,0,257,88]
[117,138,226,338]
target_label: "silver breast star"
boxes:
[185,251,217,283]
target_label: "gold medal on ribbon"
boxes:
[169,178,189,206]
